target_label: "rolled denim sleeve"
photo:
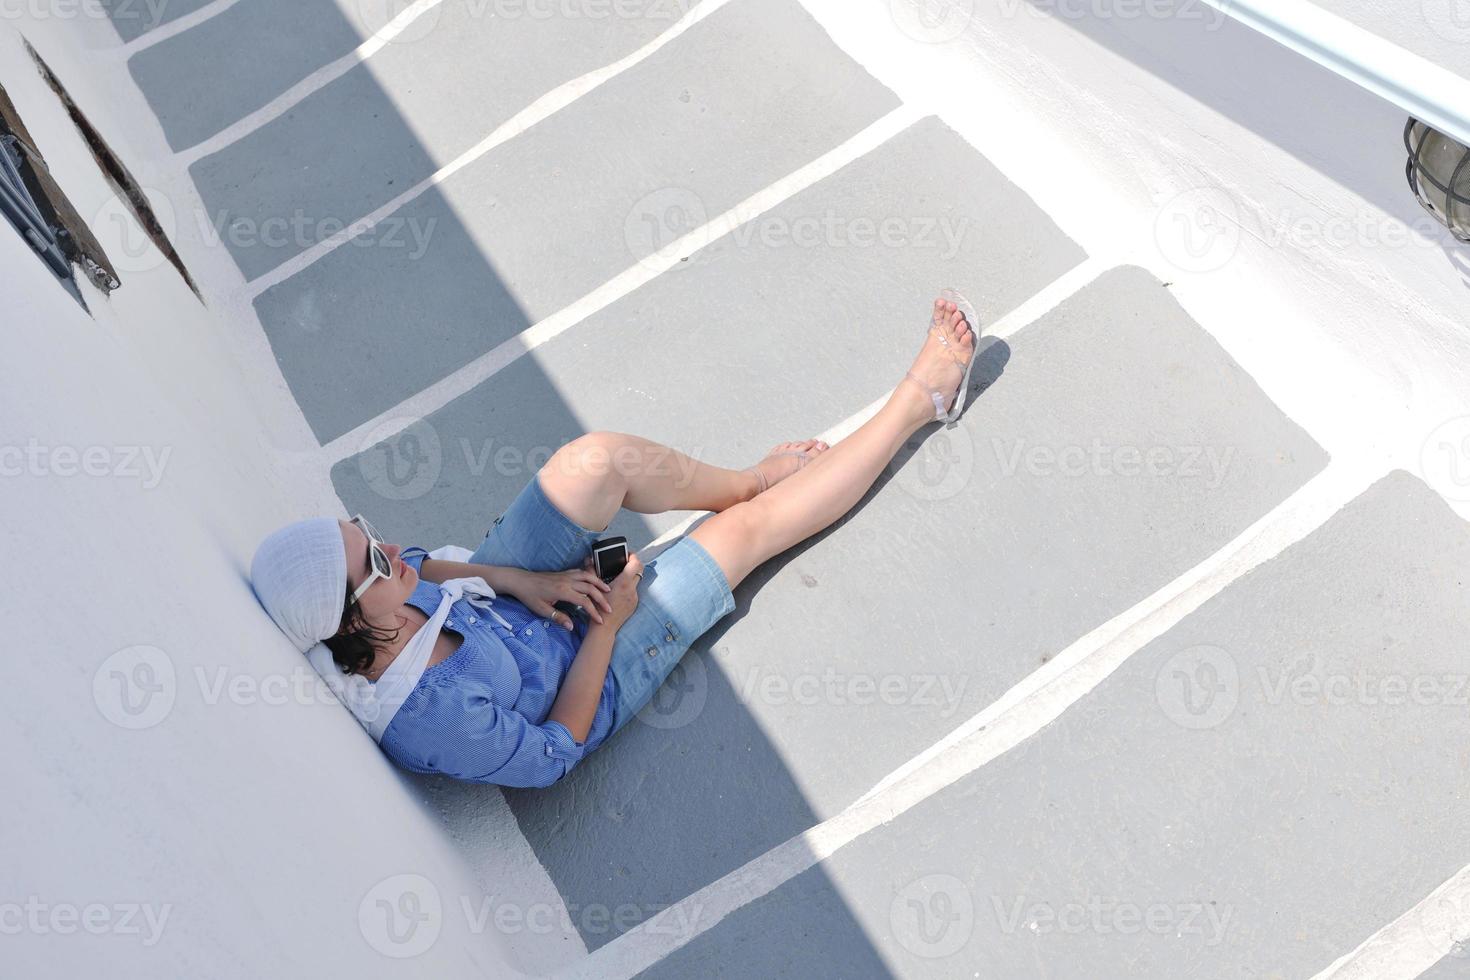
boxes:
[383,691,588,789]
[401,546,429,573]
[441,708,586,788]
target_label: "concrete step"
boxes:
[336,213,1324,948]
[331,113,1085,562]
[1421,949,1470,978]
[101,0,217,43]
[187,0,702,246]
[127,0,366,150]
[637,471,1470,978]
[255,0,899,441]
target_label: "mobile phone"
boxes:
[592,536,629,582]
[552,538,631,624]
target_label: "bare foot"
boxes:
[899,297,976,423]
[747,439,830,496]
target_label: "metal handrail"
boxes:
[1200,0,1470,148]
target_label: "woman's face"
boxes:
[338,519,418,628]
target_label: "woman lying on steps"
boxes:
[249,294,978,788]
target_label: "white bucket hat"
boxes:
[250,516,347,653]
[250,517,503,741]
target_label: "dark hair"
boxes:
[323,587,400,676]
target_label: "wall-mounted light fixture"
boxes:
[1406,118,1470,242]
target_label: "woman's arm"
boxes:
[549,622,617,742]
[420,557,613,626]
[548,555,643,742]
[419,558,520,592]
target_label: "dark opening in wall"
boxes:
[25,41,200,300]
[0,41,203,310]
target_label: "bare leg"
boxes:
[538,432,830,533]
[690,298,974,590]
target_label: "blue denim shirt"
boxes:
[377,548,617,788]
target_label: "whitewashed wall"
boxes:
[0,13,539,979]
[828,0,1470,510]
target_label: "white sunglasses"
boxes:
[348,514,395,604]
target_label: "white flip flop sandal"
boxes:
[903,288,980,428]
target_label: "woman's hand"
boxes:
[600,554,644,631]
[506,566,613,627]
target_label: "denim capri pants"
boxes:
[468,472,737,733]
